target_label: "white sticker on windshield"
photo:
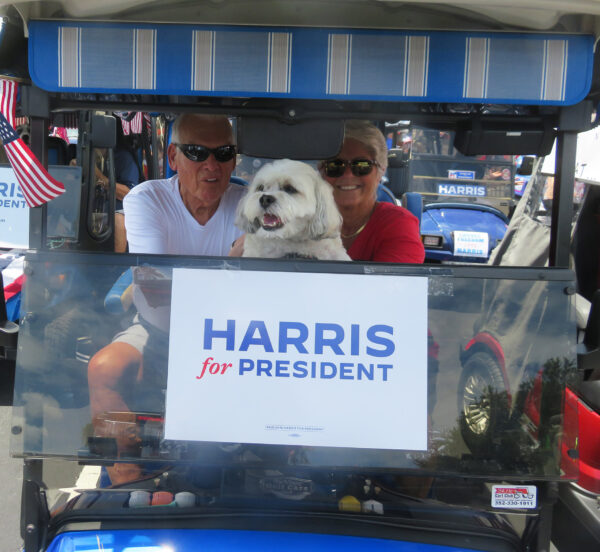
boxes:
[453,230,489,258]
[491,485,537,509]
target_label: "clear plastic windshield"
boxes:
[11,251,577,480]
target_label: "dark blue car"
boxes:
[420,203,509,263]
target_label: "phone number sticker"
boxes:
[491,485,537,509]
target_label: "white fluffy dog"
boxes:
[236,159,350,260]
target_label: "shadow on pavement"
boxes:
[0,359,15,406]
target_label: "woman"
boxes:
[320,120,425,263]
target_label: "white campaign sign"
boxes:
[0,166,29,248]
[453,230,489,258]
[165,269,429,451]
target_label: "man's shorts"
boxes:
[112,317,149,354]
[111,315,170,410]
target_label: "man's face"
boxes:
[168,119,235,210]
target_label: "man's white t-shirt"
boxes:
[123,175,246,255]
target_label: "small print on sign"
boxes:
[491,485,537,509]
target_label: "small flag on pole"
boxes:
[0,79,65,207]
[143,112,152,136]
[0,79,17,127]
[50,126,69,143]
[117,111,143,135]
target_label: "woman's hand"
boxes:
[228,234,246,257]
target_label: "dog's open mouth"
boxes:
[260,213,284,230]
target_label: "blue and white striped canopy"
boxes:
[29,21,594,105]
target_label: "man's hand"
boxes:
[116,182,131,201]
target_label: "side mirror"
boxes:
[91,114,117,149]
[454,120,555,156]
[517,156,535,176]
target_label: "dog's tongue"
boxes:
[262,214,281,227]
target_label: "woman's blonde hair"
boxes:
[342,120,388,172]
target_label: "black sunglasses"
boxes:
[323,158,379,178]
[174,143,237,163]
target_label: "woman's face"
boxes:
[323,138,381,211]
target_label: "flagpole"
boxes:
[28,116,49,250]
[0,75,31,84]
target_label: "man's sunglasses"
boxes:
[323,158,379,178]
[174,143,237,163]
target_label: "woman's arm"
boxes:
[371,209,425,263]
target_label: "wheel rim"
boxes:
[462,372,491,435]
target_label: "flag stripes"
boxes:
[3,134,66,206]
[0,80,17,127]
[0,79,65,207]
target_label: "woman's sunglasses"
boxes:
[323,158,379,178]
[174,143,237,163]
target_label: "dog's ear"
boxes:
[307,174,343,239]
[235,190,259,234]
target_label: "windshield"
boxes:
[11,251,576,481]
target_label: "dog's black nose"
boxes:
[259,194,275,208]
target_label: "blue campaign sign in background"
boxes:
[447,170,475,180]
[438,183,487,197]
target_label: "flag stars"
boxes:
[0,114,18,144]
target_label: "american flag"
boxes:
[0,79,17,127]
[0,79,65,207]
[50,126,69,143]
[118,112,143,135]
[143,112,152,136]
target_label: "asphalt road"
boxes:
[0,360,23,552]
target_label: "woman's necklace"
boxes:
[341,220,369,239]
[341,204,377,240]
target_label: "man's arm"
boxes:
[123,190,169,254]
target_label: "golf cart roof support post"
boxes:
[150,116,160,180]
[536,481,559,551]
[28,117,49,250]
[549,130,577,267]
[21,459,47,552]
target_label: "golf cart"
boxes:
[0,1,598,551]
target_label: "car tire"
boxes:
[44,307,85,359]
[458,351,509,455]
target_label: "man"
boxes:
[89,114,245,484]
[124,113,245,254]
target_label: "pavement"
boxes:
[0,360,23,551]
